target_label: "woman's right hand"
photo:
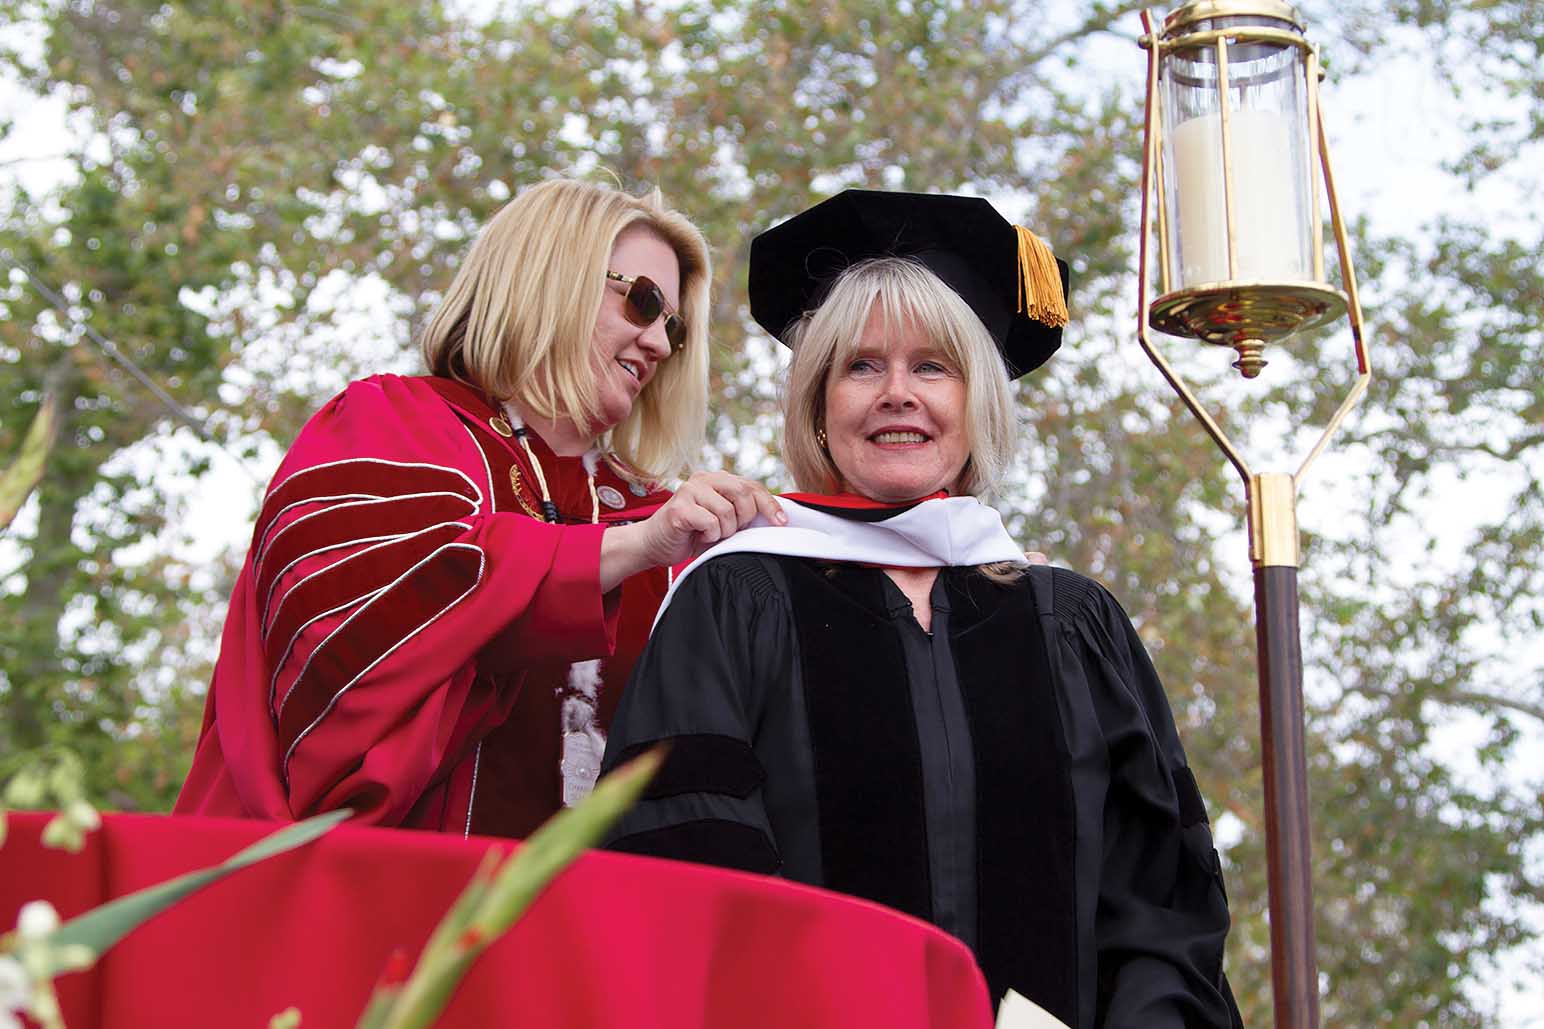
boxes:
[599,471,786,592]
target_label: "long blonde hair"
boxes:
[781,257,1018,498]
[421,178,711,480]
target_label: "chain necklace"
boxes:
[491,402,606,805]
[491,403,601,525]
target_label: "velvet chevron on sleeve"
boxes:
[1032,567,1242,1028]
[176,374,670,836]
[601,555,791,875]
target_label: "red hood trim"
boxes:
[780,491,950,511]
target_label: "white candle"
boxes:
[1169,109,1308,286]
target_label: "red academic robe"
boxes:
[175,373,671,837]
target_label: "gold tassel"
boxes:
[1014,225,1069,329]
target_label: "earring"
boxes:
[816,426,828,449]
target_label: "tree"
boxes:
[0,0,1538,1021]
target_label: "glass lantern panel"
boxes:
[1161,17,1312,290]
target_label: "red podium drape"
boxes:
[0,813,993,1028]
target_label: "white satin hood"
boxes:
[653,496,1027,628]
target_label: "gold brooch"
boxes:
[509,466,542,520]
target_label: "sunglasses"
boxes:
[606,271,687,353]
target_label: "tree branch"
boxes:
[1023,2,1153,67]
[1344,426,1544,466]
[1343,682,1544,723]
[0,154,71,168]
[1443,689,1544,723]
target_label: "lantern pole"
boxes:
[1135,6,1370,1026]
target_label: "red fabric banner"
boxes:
[1,812,993,1028]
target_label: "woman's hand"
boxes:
[599,472,786,592]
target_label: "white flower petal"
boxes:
[51,944,96,974]
[0,953,31,1009]
[16,900,60,939]
[65,800,101,832]
[39,816,84,853]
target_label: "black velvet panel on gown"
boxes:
[946,570,1078,1020]
[783,560,935,925]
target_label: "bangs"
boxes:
[782,256,1018,498]
[811,258,998,390]
[840,265,977,370]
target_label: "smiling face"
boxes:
[822,306,971,503]
[589,224,681,432]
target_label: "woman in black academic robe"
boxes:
[600,191,1243,1029]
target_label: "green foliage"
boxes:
[0,391,57,529]
[0,748,99,854]
[1329,0,1543,178]
[0,0,1538,1022]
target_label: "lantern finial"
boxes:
[1164,0,1305,35]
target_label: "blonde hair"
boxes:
[781,257,1018,498]
[421,178,711,481]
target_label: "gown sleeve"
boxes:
[188,375,622,826]
[1053,570,1243,1029]
[599,555,791,874]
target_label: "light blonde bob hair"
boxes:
[421,178,711,481]
[782,257,1018,498]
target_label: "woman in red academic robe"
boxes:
[176,178,782,837]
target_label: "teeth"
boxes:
[617,359,641,381]
[873,431,927,444]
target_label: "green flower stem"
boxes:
[374,748,663,1029]
[52,809,351,956]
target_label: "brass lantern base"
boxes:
[1150,281,1348,377]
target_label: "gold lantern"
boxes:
[1143,0,1360,378]
[1136,4,1371,1026]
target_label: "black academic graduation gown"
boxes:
[601,553,1242,1029]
